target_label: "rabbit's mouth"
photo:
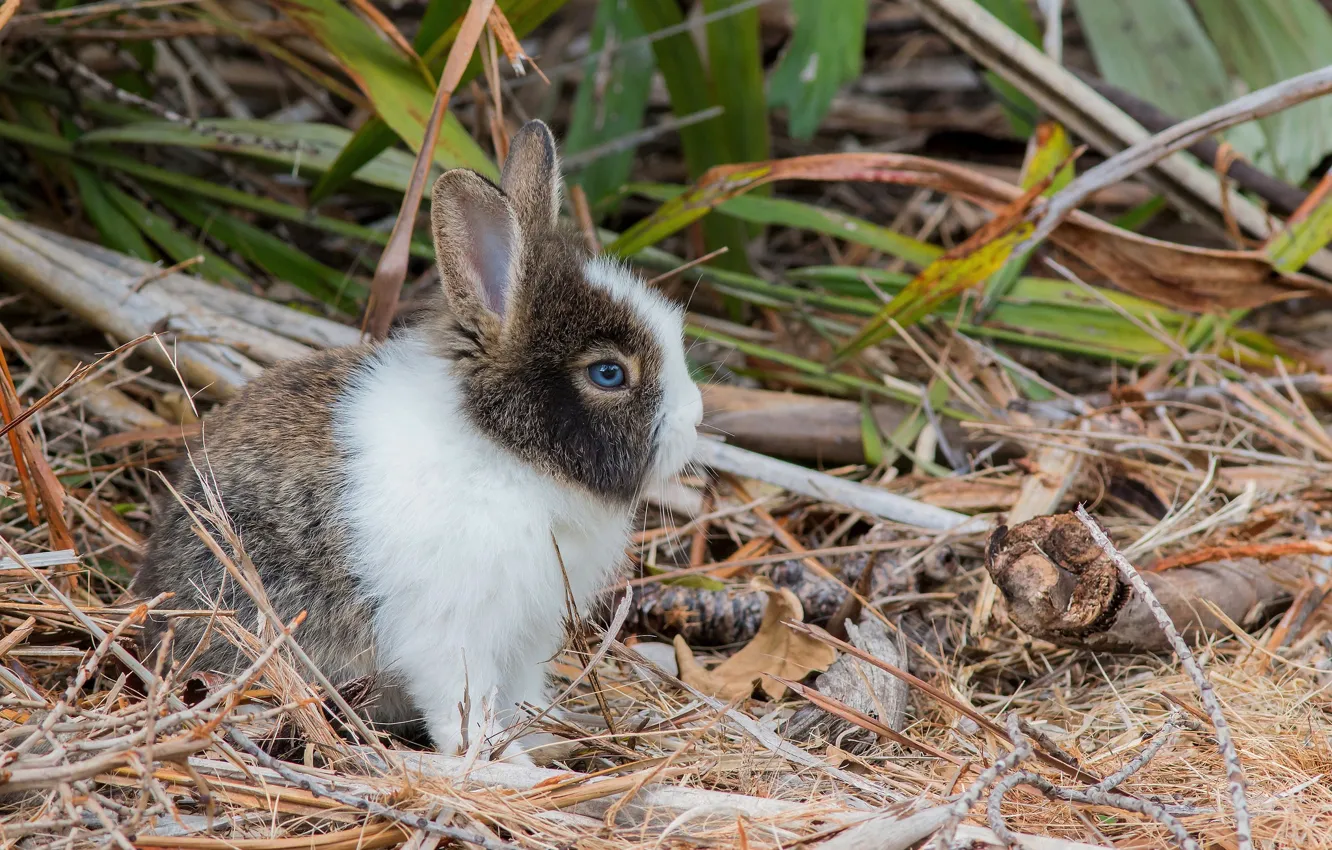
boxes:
[643,397,703,495]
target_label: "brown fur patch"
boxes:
[132,347,383,687]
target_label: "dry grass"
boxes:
[0,303,1330,850]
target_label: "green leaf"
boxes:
[310,119,402,203]
[795,265,1186,325]
[786,265,1189,361]
[1266,184,1332,273]
[70,165,158,262]
[83,119,425,196]
[703,0,770,163]
[0,117,440,262]
[767,0,867,140]
[859,395,884,466]
[973,0,1041,137]
[101,185,249,285]
[154,191,365,310]
[311,0,567,202]
[565,0,655,208]
[978,121,1074,315]
[1194,0,1332,184]
[628,0,750,274]
[277,0,495,177]
[420,0,567,67]
[1073,0,1266,165]
[1112,195,1167,231]
[835,223,1034,360]
[1021,122,1075,195]
[882,380,951,475]
[416,0,470,51]
[627,182,941,267]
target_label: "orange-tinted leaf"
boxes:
[1022,121,1077,196]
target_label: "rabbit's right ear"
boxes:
[430,169,523,323]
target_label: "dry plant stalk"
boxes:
[363,0,497,340]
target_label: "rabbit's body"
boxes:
[132,122,702,762]
[335,328,637,749]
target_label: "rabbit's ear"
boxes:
[430,169,523,321]
[501,120,561,235]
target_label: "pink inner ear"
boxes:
[460,203,518,318]
[470,228,512,314]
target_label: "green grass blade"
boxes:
[297,1,569,202]
[627,0,751,274]
[420,0,568,67]
[834,224,1033,360]
[0,120,435,260]
[70,165,158,262]
[565,0,655,208]
[193,2,367,107]
[309,0,465,203]
[309,118,402,203]
[154,190,366,311]
[278,0,496,177]
[416,0,470,50]
[1112,195,1167,231]
[977,122,1074,316]
[1194,0,1332,183]
[83,119,424,196]
[703,0,769,162]
[1073,0,1266,166]
[101,185,250,285]
[859,395,885,466]
[972,0,1041,137]
[767,0,867,140]
[1266,184,1332,273]
[627,182,941,266]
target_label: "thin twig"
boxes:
[1074,506,1252,850]
[645,247,729,286]
[931,713,1031,849]
[1023,66,1332,254]
[562,107,725,172]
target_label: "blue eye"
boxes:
[588,361,626,389]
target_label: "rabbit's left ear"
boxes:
[430,169,522,322]
[501,120,561,235]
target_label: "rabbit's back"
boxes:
[134,345,379,686]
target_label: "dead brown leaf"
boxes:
[1048,216,1327,311]
[673,579,837,701]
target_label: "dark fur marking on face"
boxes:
[425,120,672,503]
[424,224,666,502]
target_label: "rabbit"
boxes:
[130,119,703,764]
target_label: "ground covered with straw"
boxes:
[4,1,1332,848]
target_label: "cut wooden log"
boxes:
[0,218,264,396]
[701,383,983,466]
[985,513,1305,652]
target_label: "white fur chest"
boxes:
[332,335,629,735]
